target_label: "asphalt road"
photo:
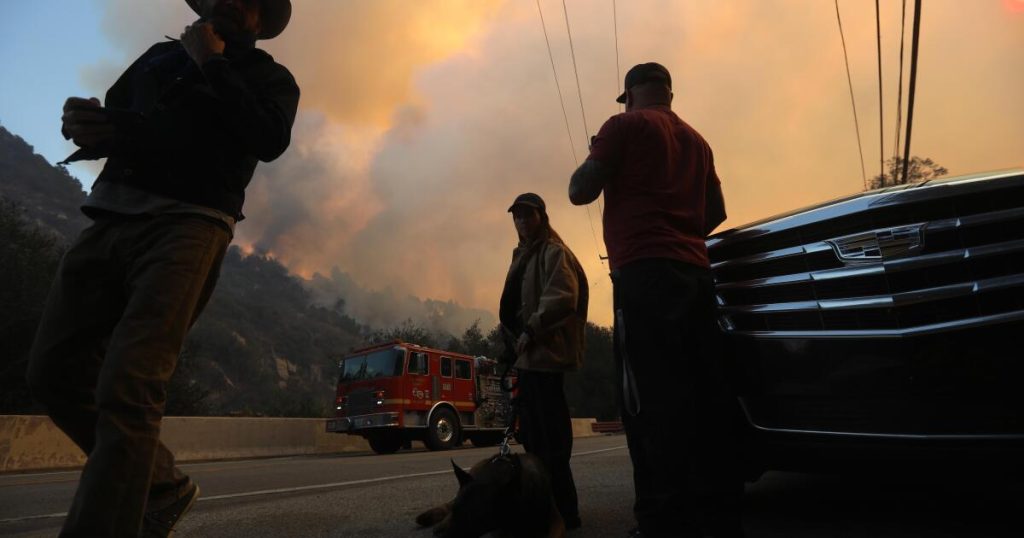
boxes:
[1,434,1021,537]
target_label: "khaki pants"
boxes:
[27,212,230,537]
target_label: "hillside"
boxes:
[0,125,90,242]
[0,124,617,419]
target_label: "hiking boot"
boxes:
[140,481,199,537]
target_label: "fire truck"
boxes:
[325,341,514,454]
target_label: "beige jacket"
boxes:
[499,232,589,372]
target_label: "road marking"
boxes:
[572,445,628,457]
[0,512,70,524]
[0,457,305,487]
[0,445,627,523]
[200,469,455,501]
[202,445,627,502]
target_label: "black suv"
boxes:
[708,169,1024,471]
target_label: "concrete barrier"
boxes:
[0,415,602,473]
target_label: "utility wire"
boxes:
[875,0,884,185]
[537,0,579,166]
[613,0,622,113]
[535,0,605,265]
[834,0,868,190]
[900,0,922,185]
[892,0,907,166]
[562,0,591,139]
[561,0,605,223]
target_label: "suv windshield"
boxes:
[339,347,405,382]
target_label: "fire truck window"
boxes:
[441,357,453,377]
[408,352,429,375]
[339,348,405,382]
[455,360,472,380]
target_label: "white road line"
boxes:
[0,512,70,524]
[200,469,454,501]
[571,446,628,457]
[202,445,627,502]
[0,445,627,523]
[0,469,80,479]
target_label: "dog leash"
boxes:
[499,367,519,457]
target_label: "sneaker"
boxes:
[140,481,200,537]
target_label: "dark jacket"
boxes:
[499,231,589,372]
[88,39,299,219]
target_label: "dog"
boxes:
[415,452,565,538]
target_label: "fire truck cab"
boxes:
[325,341,512,454]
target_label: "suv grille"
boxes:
[711,181,1024,337]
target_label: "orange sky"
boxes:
[83,0,1023,328]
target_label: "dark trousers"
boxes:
[515,370,580,523]
[613,258,744,538]
[26,213,230,537]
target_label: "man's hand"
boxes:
[180,22,225,66]
[62,97,116,149]
[515,332,532,355]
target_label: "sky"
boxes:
[1,0,1022,328]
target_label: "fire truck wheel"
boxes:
[367,433,403,455]
[425,407,461,451]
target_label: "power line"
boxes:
[900,0,923,185]
[535,0,605,265]
[536,0,579,166]
[834,0,868,190]
[561,0,591,138]
[561,0,604,219]
[613,0,622,113]
[892,0,908,165]
[874,0,884,184]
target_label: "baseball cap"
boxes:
[616,62,672,104]
[507,192,546,213]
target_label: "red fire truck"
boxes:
[325,341,513,454]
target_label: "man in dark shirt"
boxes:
[27,1,299,536]
[569,62,742,537]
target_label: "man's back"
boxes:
[588,105,719,270]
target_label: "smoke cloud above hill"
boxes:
[86,0,1024,327]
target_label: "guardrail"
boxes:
[591,421,625,434]
[0,415,604,473]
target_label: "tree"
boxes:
[0,199,63,413]
[164,340,211,416]
[369,319,441,348]
[564,323,618,420]
[870,156,948,190]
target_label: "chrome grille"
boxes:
[712,193,1024,337]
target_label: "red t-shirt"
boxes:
[587,106,719,270]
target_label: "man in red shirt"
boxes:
[569,62,742,538]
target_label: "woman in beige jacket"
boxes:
[499,192,588,530]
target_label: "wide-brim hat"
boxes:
[186,0,291,40]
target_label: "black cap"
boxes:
[507,192,546,213]
[616,62,672,104]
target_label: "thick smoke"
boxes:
[85,0,1024,328]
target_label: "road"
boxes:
[1,434,1021,537]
